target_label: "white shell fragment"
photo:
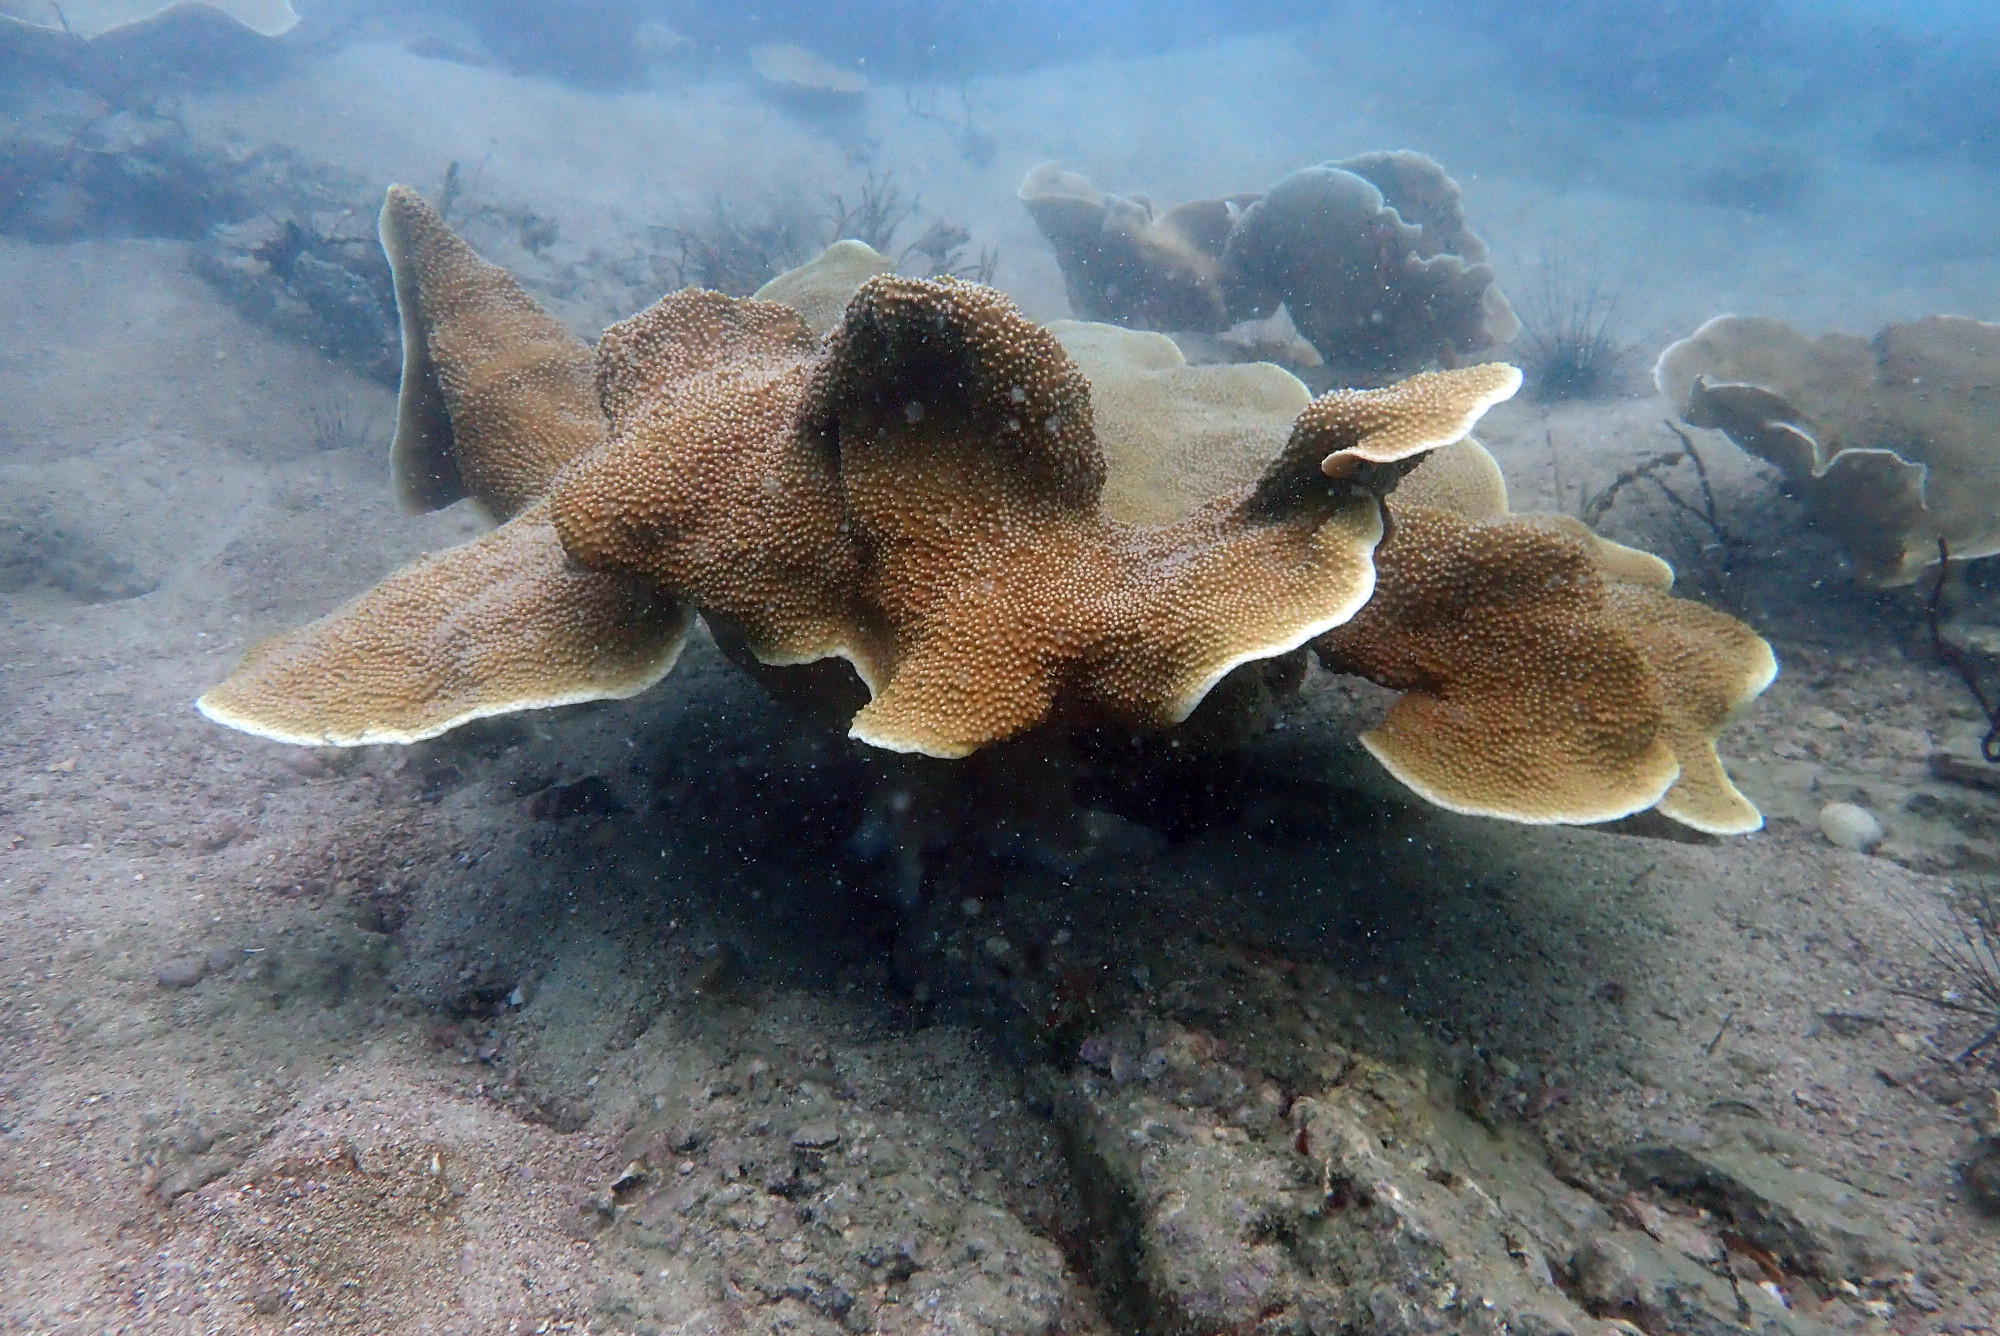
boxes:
[1818,801,1883,853]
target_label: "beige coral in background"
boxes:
[752,239,893,339]
[1018,152,1518,383]
[1655,312,2000,586]
[749,43,867,100]
[0,0,296,38]
[1018,163,1256,334]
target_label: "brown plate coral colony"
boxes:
[198,184,1775,835]
[19,8,2000,1330]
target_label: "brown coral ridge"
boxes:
[1314,482,1775,833]
[196,503,693,746]
[380,184,606,520]
[1018,153,1518,382]
[554,277,1522,758]
[198,189,697,745]
[1656,313,2000,586]
[201,188,1522,760]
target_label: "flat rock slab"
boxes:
[1624,1142,1915,1282]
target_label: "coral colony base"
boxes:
[196,186,1777,837]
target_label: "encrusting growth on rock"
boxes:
[198,198,1774,836]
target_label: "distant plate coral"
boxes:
[1657,313,2000,586]
[1019,153,1518,384]
[0,0,296,38]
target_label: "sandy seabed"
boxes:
[4,12,2000,1334]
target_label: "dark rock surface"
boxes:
[194,212,401,384]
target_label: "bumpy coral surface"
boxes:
[200,195,1772,838]
[555,274,1478,758]
[1656,312,2000,586]
[1019,153,1519,382]
[204,195,1523,764]
[1316,438,1773,833]
[380,185,606,519]
[197,504,693,745]
[752,240,892,339]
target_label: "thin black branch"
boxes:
[1577,422,1748,602]
[1926,537,2000,764]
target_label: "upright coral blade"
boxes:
[1319,506,1680,825]
[753,241,894,340]
[553,287,866,675]
[1244,364,1521,520]
[380,185,605,520]
[812,275,1390,739]
[813,274,1106,517]
[1605,583,1777,835]
[198,504,691,746]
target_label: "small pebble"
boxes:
[1902,1280,1943,1312]
[1819,802,1883,852]
[153,955,210,990]
[791,1121,840,1150]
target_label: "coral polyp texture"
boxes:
[1331,437,1772,833]
[195,503,694,747]
[199,194,1775,836]
[379,186,607,519]
[1656,313,2000,586]
[1019,152,1519,382]
[551,271,1499,759]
